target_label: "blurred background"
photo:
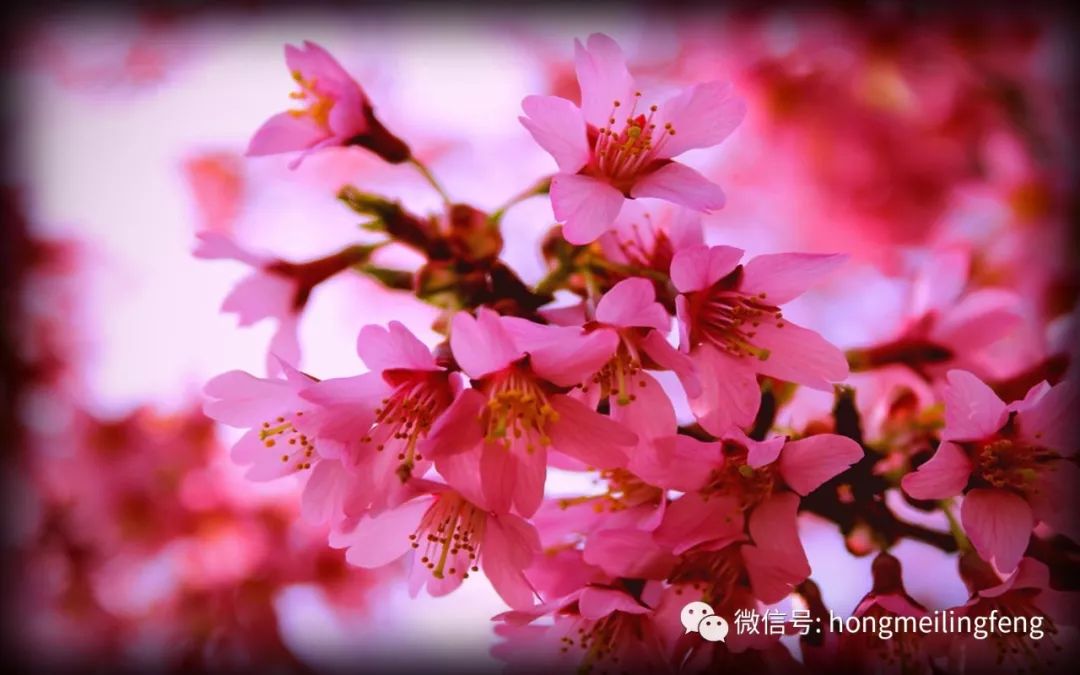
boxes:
[2,3,1075,672]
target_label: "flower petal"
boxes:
[779,434,864,496]
[669,244,744,293]
[751,320,849,390]
[519,95,589,173]
[423,389,486,458]
[334,497,431,568]
[595,277,670,331]
[551,173,625,245]
[449,308,523,379]
[630,162,726,212]
[483,514,541,610]
[743,493,811,603]
[687,344,761,436]
[961,488,1033,574]
[900,441,973,500]
[548,395,635,469]
[740,253,847,306]
[578,587,650,620]
[583,528,678,580]
[1016,380,1077,454]
[357,321,438,373]
[942,370,1007,441]
[573,33,635,128]
[247,111,327,156]
[528,329,619,388]
[654,81,746,158]
[654,493,744,555]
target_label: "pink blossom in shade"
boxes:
[948,556,1073,672]
[649,429,862,603]
[194,232,302,376]
[855,246,1027,380]
[670,244,850,435]
[422,308,637,518]
[203,360,319,482]
[519,33,745,244]
[294,322,459,521]
[493,551,671,672]
[248,41,409,168]
[328,480,540,610]
[900,369,1078,572]
[182,152,245,234]
[597,202,705,277]
[835,553,936,675]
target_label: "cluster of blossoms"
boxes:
[199,34,1077,673]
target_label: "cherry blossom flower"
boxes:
[671,244,850,435]
[649,428,862,603]
[519,33,745,244]
[598,202,705,277]
[248,41,409,167]
[294,321,460,521]
[947,554,1070,672]
[833,553,936,675]
[900,369,1078,572]
[328,479,540,609]
[203,359,322,482]
[493,551,671,672]
[194,232,373,376]
[422,308,637,517]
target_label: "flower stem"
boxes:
[409,157,452,206]
[490,176,552,223]
[942,499,972,553]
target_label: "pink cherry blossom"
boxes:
[294,321,459,521]
[422,308,637,517]
[671,244,850,435]
[650,428,862,603]
[900,369,1078,572]
[248,41,409,167]
[494,551,671,672]
[598,202,705,276]
[519,33,745,244]
[328,480,540,610]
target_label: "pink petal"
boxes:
[422,389,486,458]
[301,459,369,525]
[548,395,635,469]
[961,488,1034,574]
[573,33,635,128]
[529,329,619,388]
[267,315,302,376]
[630,162,726,212]
[743,493,811,603]
[980,558,1050,598]
[779,434,863,496]
[942,370,1007,441]
[595,277,670,331]
[247,111,327,156]
[203,370,294,426]
[629,434,721,492]
[551,173,625,245]
[192,232,269,267]
[743,433,787,469]
[687,344,761,436]
[285,41,356,91]
[221,271,294,326]
[483,514,541,610]
[1016,380,1077,453]
[654,81,746,158]
[739,253,847,306]
[909,246,970,316]
[480,443,545,517]
[610,372,676,444]
[449,309,523,379]
[639,330,700,398]
[932,289,1023,352]
[669,244,744,293]
[583,528,678,580]
[335,497,431,568]
[1028,460,1080,542]
[655,494,745,555]
[668,207,705,251]
[900,441,973,500]
[519,95,589,173]
[578,587,650,620]
[357,321,438,373]
[751,320,849,390]
[432,445,487,509]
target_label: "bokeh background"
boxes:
[3,3,1076,672]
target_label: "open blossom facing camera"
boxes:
[520,33,746,243]
[901,369,1077,572]
[191,29,1080,674]
[248,40,409,167]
